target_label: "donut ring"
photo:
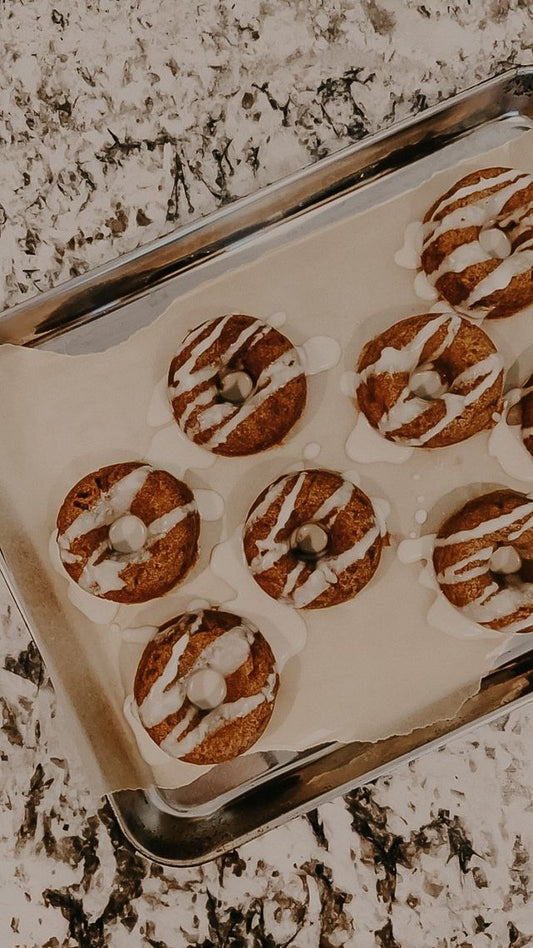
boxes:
[356,312,504,448]
[133,609,279,764]
[433,489,533,634]
[168,314,307,456]
[243,469,386,609]
[56,462,200,603]
[420,166,533,319]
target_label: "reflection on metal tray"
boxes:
[1,67,533,865]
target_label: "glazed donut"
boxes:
[420,166,533,319]
[168,314,307,456]
[356,312,504,448]
[243,469,386,609]
[133,609,279,764]
[56,462,200,603]
[433,489,533,634]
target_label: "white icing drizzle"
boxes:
[356,313,502,446]
[58,465,152,552]
[419,169,533,316]
[434,499,533,548]
[168,315,305,450]
[246,472,386,609]
[250,472,307,574]
[202,349,304,449]
[147,502,197,539]
[138,618,255,730]
[57,465,198,597]
[160,673,277,758]
[290,522,381,608]
[432,495,533,633]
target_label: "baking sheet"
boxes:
[1,130,533,796]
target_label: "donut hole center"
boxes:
[290,522,329,561]
[217,369,254,405]
[108,514,147,554]
[479,227,512,260]
[410,363,448,400]
[489,545,522,576]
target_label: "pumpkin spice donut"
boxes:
[420,166,533,319]
[168,313,307,456]
[56,461,200,603]
[356,312,504,448]
[133,609,279,764]
[243,468,387,609]
[433,488,533,634]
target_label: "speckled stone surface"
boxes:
[1,1,533,946]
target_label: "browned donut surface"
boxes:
[243,469,385,609]
[133,609,279,764]
[56,462,200,603]
[433,489,533,634]
[356,312,503,448]
[420,167,533,320]
[168,314,307,456]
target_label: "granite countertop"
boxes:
[1,1,533,946]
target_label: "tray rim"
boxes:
[1,64,533,865]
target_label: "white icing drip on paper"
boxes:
[414,271,439,300]
[296,336,341,376]
[397,534,493,639]
[394,220,424,269]
[340,371,357,398]
[302,442,321,460]
[210,527,307,669]
[488,417,533,483]
[148,376,174,427]
[345,414,413,464]
[192,488,224,521]
[119,624,158,644]
[267,311,287,327]
[145,424,216,475]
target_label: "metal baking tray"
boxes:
[1,67,533,865]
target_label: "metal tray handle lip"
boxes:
[1,65,531,346]
[107,652,533,867]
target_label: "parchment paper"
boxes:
[1,130,533,796]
